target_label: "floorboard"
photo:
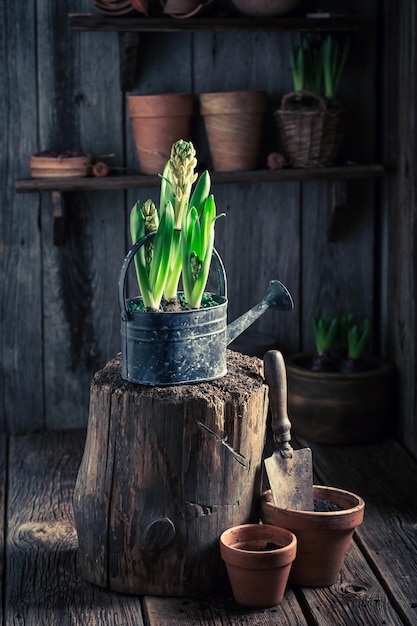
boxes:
[143,591,308,626]
[0,434,6,624]
[4,430,145,626]
[304,437,417,626]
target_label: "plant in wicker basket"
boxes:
[275,35,350,168]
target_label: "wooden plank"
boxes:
[385,1,417,457]
[5,429,145,625]
[14,164,386,192]
[300,179,375,353]
[143,591,308,626]
[0,0,44,433]
[37,0,125,429]
[305,438,417,626]
[68,15,364,33]
[299,541,405,626]
[0,435,6,623]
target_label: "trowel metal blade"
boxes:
[264,447,314,511]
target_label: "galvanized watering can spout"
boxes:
[226,280,294,346]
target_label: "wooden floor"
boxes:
[1,429,416,625]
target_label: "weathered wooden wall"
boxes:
[3,0,415,457]
[383,0,417,456]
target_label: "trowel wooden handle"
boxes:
[264,350,292,444]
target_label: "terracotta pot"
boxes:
[162,0,200,15]
[219,523,297,608]
[230,0,300,16]
[286,353,397,444]
[127,94,193,174]
[30,152,92,178]
[199,90,266,172]
[261,486,365,587]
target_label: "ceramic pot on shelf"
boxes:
[229,0,300,17]
[286,353,397,444]
[261,485,365,587]
[127,93,193,174]
[219,523,297,608]
[199,90,266,172]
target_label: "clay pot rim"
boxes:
[286,353,396,381]
[261,486,365,520]
[199,90,266,115]
[220,523,297,569]
[127,93,194,117]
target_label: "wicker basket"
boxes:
[275,91,345,168]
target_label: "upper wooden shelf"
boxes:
[69,13,364,89]
[68,14,363,34]
[15,164,384,193]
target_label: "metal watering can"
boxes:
[118,236,294,386]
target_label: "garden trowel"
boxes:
[264,350,314,511]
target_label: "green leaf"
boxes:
[148,201,175,308]
[129,200,155,309]
[313,314,339,354]
[347,318,370,359]
[189,170,211,216]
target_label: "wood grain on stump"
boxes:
[73,350,268,596]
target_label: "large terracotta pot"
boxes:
[127,93,193,174]
[286,353,397,444]
[219,523,297,607]
[261,486,365,587]
[199,90,266,172]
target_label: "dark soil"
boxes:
[128,293,222,313]
[235,541,283,552]
[95,350,264,406]
[314,498,344,512]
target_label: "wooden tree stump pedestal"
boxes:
[73,350,268,596]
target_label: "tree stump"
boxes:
[73,350,269,596]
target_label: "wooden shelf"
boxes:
[69,13,363,90]
[15,164,384,193]
[68,14,363,34]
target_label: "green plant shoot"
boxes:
[313,313,339,354]
[130,198,175,310]
[321,34,350,100]
[160,140,198,301]
[182,187,225,309]
[347,318,370,359]
[290,41,306,91]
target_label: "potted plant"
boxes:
[119,139,294,385]
[275,34,350,168]
[285,313,397,444]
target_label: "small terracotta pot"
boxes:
[200,90,266,172]
[30,152,92,178]
[261,486,365,587]
[127,93,193,174]
[219,523,297,608]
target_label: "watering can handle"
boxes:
[118,231,227,320]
